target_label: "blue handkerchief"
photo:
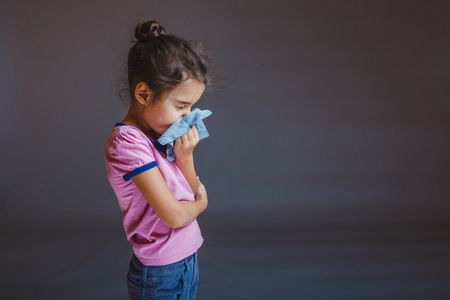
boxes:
[157,108,212,162]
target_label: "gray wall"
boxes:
[1,1,449,298]
[2,0,448,222]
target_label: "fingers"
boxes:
[185,126,198,142]
[173,126,199,161]
[196,177,205,191]
[191,126,199,139]
[175,135,183,146]
[180,132,188,145]
[195,180,207,201]
[178,126,199,145]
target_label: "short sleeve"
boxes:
[105,129,157,182]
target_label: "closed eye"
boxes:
[174,100,193,110]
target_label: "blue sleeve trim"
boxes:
[123,161,158,182]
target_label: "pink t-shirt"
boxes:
[104,124,203,266]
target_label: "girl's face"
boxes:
[143,78,205,138]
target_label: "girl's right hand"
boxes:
[173,126,199,163]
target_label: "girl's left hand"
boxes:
[173,126,199,162]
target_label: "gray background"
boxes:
[1,0,449,299]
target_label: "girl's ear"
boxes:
[134,82,153,105]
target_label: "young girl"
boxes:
[104,19,211,299]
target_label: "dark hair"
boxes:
[127,19,211,101]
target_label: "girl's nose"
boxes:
[182,108,191,116]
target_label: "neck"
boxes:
[122,103,160,141]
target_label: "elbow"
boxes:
[163,220,189,229]
[162,219,184,229]
[160,208,190,229]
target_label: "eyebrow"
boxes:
[175,100,192,105]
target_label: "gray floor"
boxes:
[1,211,449,300]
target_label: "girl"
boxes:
[104,19,211,299]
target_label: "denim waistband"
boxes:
[131,252,197,277]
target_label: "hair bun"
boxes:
[135,19,166,42]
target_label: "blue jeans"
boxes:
[127,252,199,300]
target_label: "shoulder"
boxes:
[104,126,153,160]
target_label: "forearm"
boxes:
[175,196,207,228]
[132,164,207,229]
[176,155,199,194]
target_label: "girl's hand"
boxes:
[173,126,199,163]
[195,178,208,212]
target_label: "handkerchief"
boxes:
[157,108,212,162]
